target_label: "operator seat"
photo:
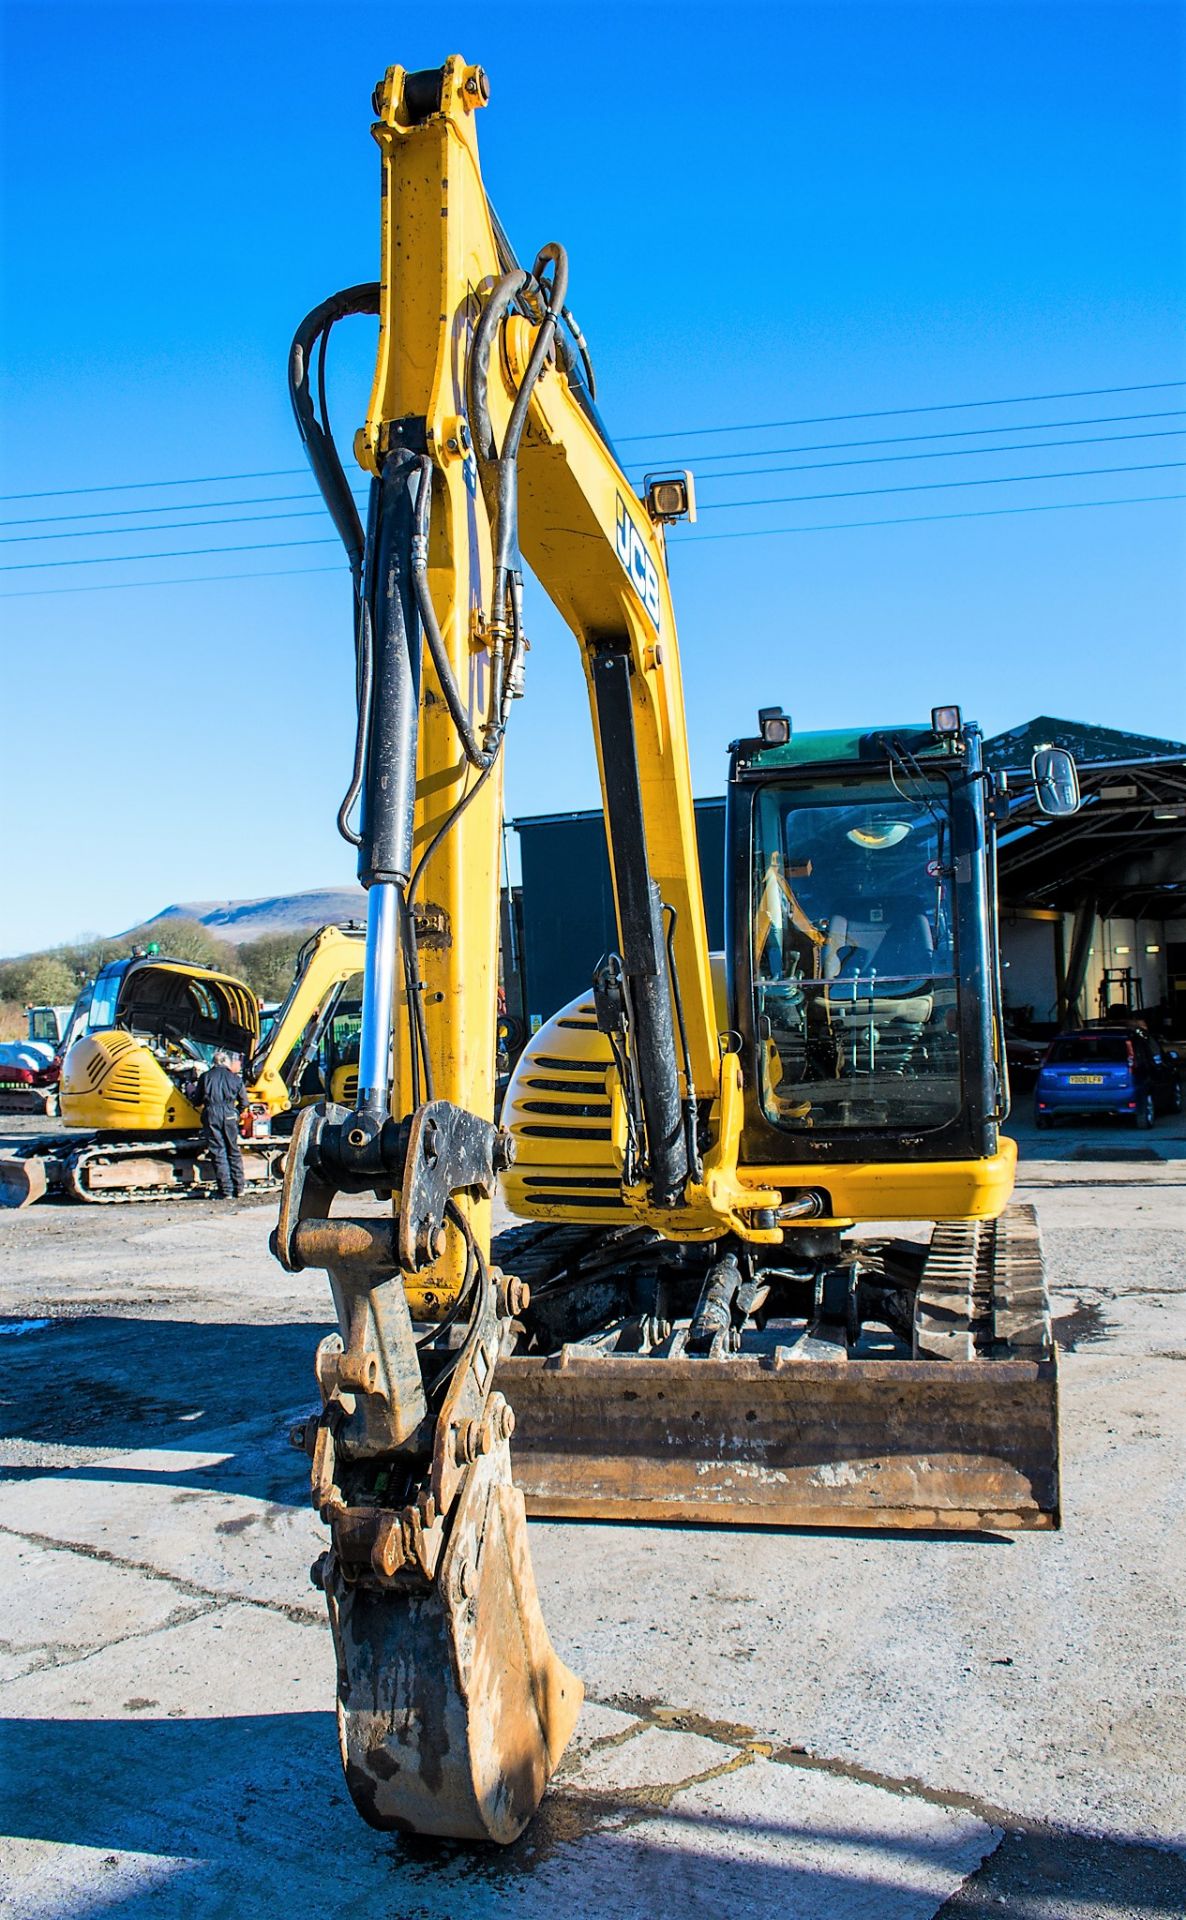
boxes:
[822,897,937,1053]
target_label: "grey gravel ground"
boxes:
[0,1109,1183,1918]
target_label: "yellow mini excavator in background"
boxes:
[0,925,364,1205]
[276,57,1081,1844]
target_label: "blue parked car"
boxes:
[1034,1027,1182,1129]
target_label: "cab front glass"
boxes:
[750,776,962,1133]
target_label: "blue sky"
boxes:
[1,0,1183,952]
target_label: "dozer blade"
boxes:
[0,1089,56,1117]
[496,1348,1059,1532]
[0,1155,48,1209]
[331,1431,582,1842]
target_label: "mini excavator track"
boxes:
[0,1135,286,1207]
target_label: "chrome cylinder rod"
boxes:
[356,880,400,1114]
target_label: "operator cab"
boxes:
[728,711,1077,1165]
[69,956,259,1076]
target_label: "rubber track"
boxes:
[492,1220,665,1293]
[914,1202,1051,1361]
[64,1139,286,1206]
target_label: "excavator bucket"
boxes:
[332,1441,582,1841]
[277,1106,582,1844]
[0,1154,48,1209]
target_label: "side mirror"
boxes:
[1031,745,1080,816]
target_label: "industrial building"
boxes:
[506,716,1186,1044]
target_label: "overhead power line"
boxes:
[688,426,1186,489]
[8,428,1184,547]
[0,506,334,546]
[1,490,1181,599]
[697,458,1186,515]
[4,407,1182,533]
[0,488,334,530]
[615,379,1186,445]
[0,468,310,505]
[675,490,1186,544]
[626,407,1186,471]
[3,378,1183,503]
[0,564,345,600]
[3,459,1182,569]
[0,536,341,574]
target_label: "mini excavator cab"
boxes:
[733,717,999,1157]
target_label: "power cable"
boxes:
[2,490,1180,599]
[0,488,344,530]
[0,468,311,504]
[0,505,336,546]
[624,407,1186,470]
[6,429,1182,547]
[0,563,346,600]
[3,379,1182,502]
[615,379,1186,445]
[696,458,1186,515]
[3,460,1181,568]
[674,490,1186,544]
[4,430,1174,549]
[683,426,1186,489]
[0,536,341,573]
[3,409,1181,533]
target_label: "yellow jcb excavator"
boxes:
[0,924,364,1205]
[276,56,1081,1845]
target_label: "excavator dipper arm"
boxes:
[245,924,365,1113]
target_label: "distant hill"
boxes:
[131,887,367,945]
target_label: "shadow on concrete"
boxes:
[935,1827,1186,1919]
[3,1711,1185,1920]
[1,1314,1020,1544]
[0,1315,328,1506]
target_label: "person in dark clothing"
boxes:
[194,1049,249,1199]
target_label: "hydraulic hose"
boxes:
[466,268,528,467]
[288,283,379,580]
[492,245,568,594]
[410,458,497,770]
[289,282,382,849]
[663,904,703,1181]
[335,599,374,846]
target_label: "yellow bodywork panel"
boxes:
[59,934,366,1134]
[502,977,1017,1229]
[249,925,365,1114]
[59,961,259,1133]
[60,1031,201,1132]
[738,1138,1018,1227]
[356,60,753,1278]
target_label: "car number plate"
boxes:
[1067,1074,1105,1084]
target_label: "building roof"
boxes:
[995,744,1186,915]
[985,715,1186,771]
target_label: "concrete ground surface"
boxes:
[0,1109,1183,1918]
